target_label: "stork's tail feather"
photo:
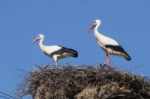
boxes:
[124,53,131,61]
[61,47,78,57]
[67,49,78,57]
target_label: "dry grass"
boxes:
[17,64,150,99]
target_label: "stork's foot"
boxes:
[50,64,58,69]
[100,63,111,70]
[104,63,109,66]
[104,64,110,70]
[53,65,63,69]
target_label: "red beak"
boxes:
[31,38,39,45]
[88,24,96,32]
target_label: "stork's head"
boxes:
[31,34,45,45]
[88,19,101,32]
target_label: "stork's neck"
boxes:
[94,24,104,37]
[39,38,45,50]
[94,24,100,33]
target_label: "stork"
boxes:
[88,19,131,65]
[31,34,78,65]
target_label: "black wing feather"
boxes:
[105,45,131,60]
[51,47,78,57]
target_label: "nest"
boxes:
[17,65,150,99]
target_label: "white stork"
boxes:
[31,34,78,65]
[88,19,131,65]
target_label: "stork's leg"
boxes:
[53,55,58,67]
[55,61,58,66]
[106,53,110,65]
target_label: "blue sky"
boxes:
[0,0,150,98]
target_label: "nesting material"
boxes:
[18,65,150,99]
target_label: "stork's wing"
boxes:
[51,47,78,57]
[105,45,131,60]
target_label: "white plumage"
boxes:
[88,19,131,65]
[41,45,62,55]
[31,34,78,65]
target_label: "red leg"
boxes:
[106,53,110,65]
